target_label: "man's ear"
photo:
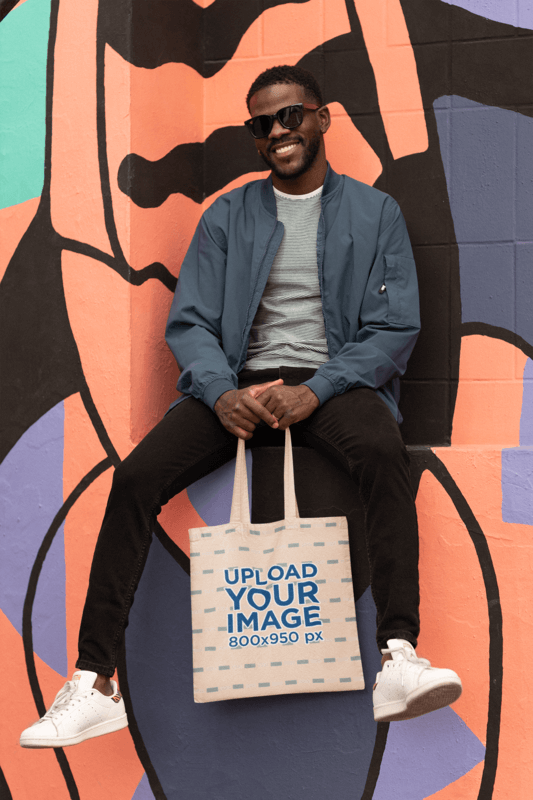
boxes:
[318,105,331,134]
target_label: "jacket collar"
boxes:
[260,163,342,217]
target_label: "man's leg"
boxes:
[20,396,237,748]
[294,385,420,650]
[76,397,237,677]
[293,384,461,721]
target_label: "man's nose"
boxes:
[268,118,288,139]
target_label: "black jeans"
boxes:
[76,367,419,677]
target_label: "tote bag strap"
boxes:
[283,428,300,520]
[230,438,251,525]
[229,429,300,525]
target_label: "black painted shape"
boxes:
[96,8,128,268]
[461,322,533,361]
[401,0,533,116]
[116,644,169,800]
[99,0,310,75]
[22,457,112,800]
[360,722,390,800]
[0,205,84,464]
[81,384,121,467]
[409,448,502,800]
[0,0,19,23]
[0,764,13,800]
[60,238,177,293]
[118,126,258,207]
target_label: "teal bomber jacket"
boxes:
[165,165,421,422]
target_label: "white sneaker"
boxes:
[20,670,128,748]
[373,639,462,723]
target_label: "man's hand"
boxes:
[214,379,284,439]
[256,384,319,429]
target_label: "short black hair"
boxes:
[246,65,323,112]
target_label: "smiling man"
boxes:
[20,65,462,750]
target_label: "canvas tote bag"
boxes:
[188,428,365,703]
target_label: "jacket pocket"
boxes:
[383,254,420,327]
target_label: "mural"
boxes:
[0,0,532,798]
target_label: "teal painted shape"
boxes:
[0,0,52,210]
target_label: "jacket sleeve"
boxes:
[303,196,421,406]
[165,208,238,410]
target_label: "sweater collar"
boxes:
[260,163,341,217]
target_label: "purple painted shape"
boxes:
[520,359,533,446]
[131,773,156,800]
[501,447,533,524]
[441,0,533,30]
[187,451,253,526]
[457,243,515,333]
[434,99,533,344]
[373,706,485,800]
[0,402,67,675]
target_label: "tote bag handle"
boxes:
[229,429,300,524]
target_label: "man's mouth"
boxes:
[270,141,300,156]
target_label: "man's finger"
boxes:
[242,393,279,427]
[248,378,284,398]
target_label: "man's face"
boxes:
[248,83,323,181]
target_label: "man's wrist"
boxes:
[204,379,238,411]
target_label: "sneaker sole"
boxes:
[374,678,462,723]
[20,713,128,748]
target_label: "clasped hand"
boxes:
[214,379,319,440]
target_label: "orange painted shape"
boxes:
[437,446,533,798]
[1,611,71,800]
[425,760,484,799]
[262,0,323,57]
[203,170,270,210]
[452,336,527,445]
[63,392,108,499]
[50,0,112,255]
[62,251,132,460]
[416,470,489,743]
[325,103,382,186]
[130,280,180,445]
[159,489,207,558]
[132,194,202,277]
[352,0,428,159]
[0,197,40,283]
[64,469,113,675]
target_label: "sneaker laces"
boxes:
[381,644,431,687]
[40,681,93,725]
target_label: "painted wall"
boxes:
[1,0,532,798]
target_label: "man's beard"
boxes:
[259,131,321,180]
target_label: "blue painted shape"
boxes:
[0,0,52,210]
[187,451,252,526]
[440,0,533,30]
[457,243,515,333]
[131,773,156,800]
[373,706,485,800]
[501,447,533,524]
[516,243,533,349]
[519,359,533,446]
[434,99,533,343]
[126,537,381,800]
[517,113,533,240]
[447,100,515,244]
[0,401,67,675]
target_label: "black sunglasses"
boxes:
[244,103,320,139]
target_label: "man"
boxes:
[20,65,461,749]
